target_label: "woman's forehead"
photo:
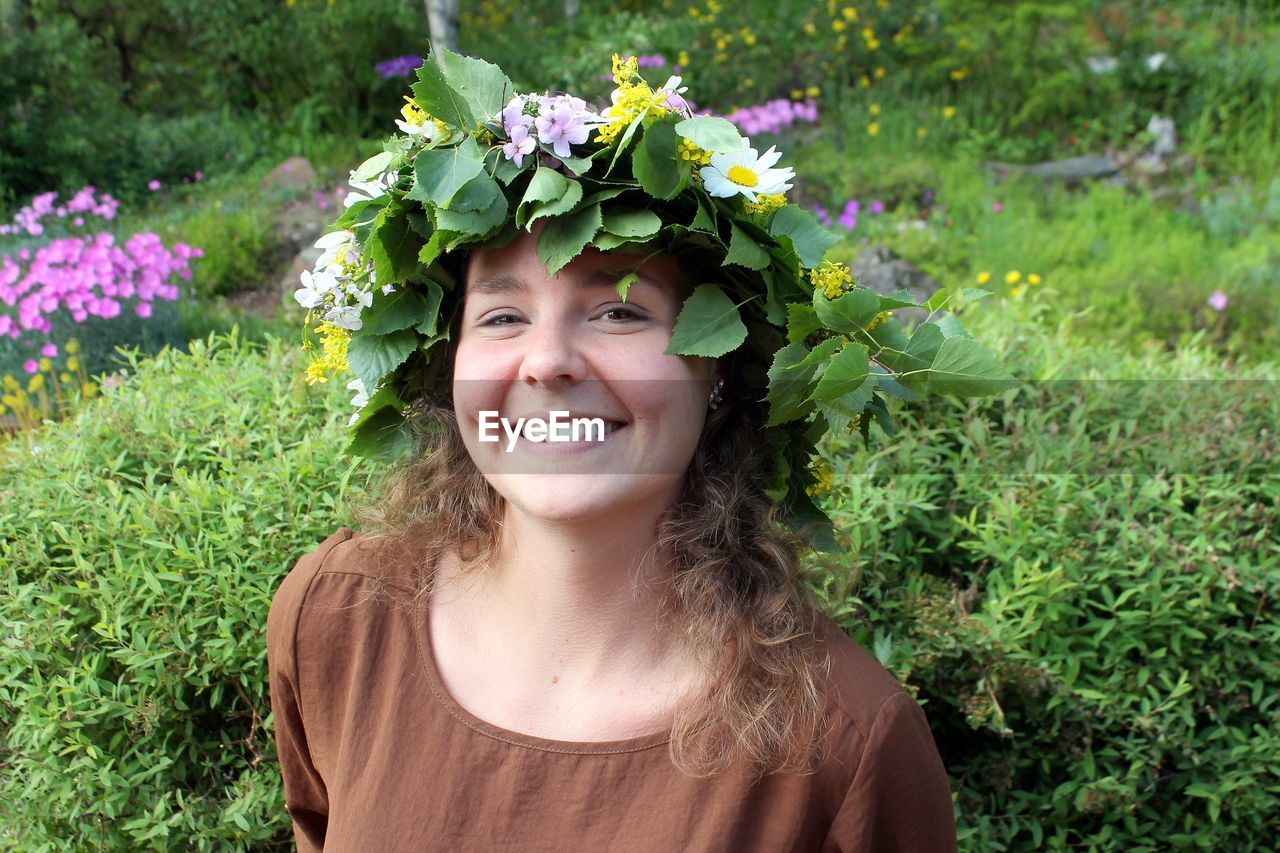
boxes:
[465,237,692,297]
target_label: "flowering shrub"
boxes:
[0,337,100,432]
[725,96,819,137]
[0,186,201,429]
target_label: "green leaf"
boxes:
[922,336,1016,395]
[413,281,445,337]
[436,188,509,236]
[614,273,640,301]
[765,342,819,426]
[769,205,839,268]
[448,173,501,212]
[360,285,434,336]
[408,137,485,207]
[789,336,842,371]
[577,188,628,211]
[690,191,717,233]
[438,45,514,129]
[674,115,747,153]
[368,211,422,286]
[878,289,923,310]
[535,204,603,275]
[632,117,686,199]
[347,329,418,390]
[348,384,406,432]
[592,233,647,251]
[810,343,871,403]
[814,287,880,333]
[725,223,771,270]
[962,287,993,302]
[347,406,413,461]
[352,151,393,182]
[601,207,662,239]
[605,106,651,177]
[412,57,475,129]
[517,168,583,230]
[664,284,750,357]
[935,314,972,339]
[786,303,822,343]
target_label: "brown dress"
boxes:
[266,528,958,852]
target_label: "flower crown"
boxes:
[297,48,1013,550]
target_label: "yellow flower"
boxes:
[1028,273,1042,285]
[60,372,72,383]
[877,0,890,8]
[870,103,880,115]
[841,6,857,21]
[28,374,44,393]
[976,271,991,285]
[743,32,757,45]
[744,193,788,215]
[832,19,846,32]
[83,382,97,398]
[791,88,804,100]
[862,26,874,39]
[943,106,956,120]
[917,127,927,138]
[2,375,18,391]
[866,310,892,332]
[689,6,701,17]
[715,52,727,63]
[304,320,352,384]
[677,137,712,165]
[66,357,80,372]
[806,458,836,497]
[39,357,52,372]
[803,21,817,36]
[859,75,871,88]
[1010,284,1028,299]
[65,339,80,354]
[1005,270,1021,285]
[874,66,886,79]
[678,50,690,67]
[950,67,970,81]
[867,38,880,50]
[867,121,880,136]
[810,260,853,300]
[806,85,820,98]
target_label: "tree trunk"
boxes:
[423,0,459,64]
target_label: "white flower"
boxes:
[657,76,691,113]
[294,268,338,309]
[1146,52,1168,72]
[344,169,398,208]
[325,304,363,331]
[381,283,396,295]
[700,145,794,202]
[314,230,355,268]
[396,115,440,140]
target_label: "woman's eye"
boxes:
[480,312,522,326]
[597,307,644,322]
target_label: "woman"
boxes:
[271,50,973,851]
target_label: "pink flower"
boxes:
[502,124,536,167]
[135,301,153,318]
[535,106,590,159]
[194,171,203,181]
[992,202,1003,213]
[23,359,38,374]
[148,180,161,191]
[1207,290,1228,311]
[41,343,57,357]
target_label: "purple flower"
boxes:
[535,106,590,158]
[812,204,831,226]
[40,343,57,357]
[843,200,860,216]
[502,124,536,167]
[838,212,858,230]
[870,200,885,215]
[374,55,423,80]
[1207,290,1228,311]
[148,180,161,192]
[23,359,38,374]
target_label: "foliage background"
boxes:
[1,0,1278,849]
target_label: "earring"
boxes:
[708,377,725,410]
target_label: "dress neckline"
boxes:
[411,584,673,756]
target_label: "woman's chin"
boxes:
[491,473,680,524]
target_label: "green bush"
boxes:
[174,201,286,299]
[812,300,1280,849]
[0,330,358,849]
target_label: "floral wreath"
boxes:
[297,48,1012,550]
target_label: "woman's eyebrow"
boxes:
[468,270,659,295]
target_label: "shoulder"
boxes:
[266,528,419,671]
[812,612,921,742]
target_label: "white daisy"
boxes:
[700,145,794,202]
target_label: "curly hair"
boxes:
[348,251,832,781]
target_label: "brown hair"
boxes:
[348,252,831,780]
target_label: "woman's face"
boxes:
[452,227,718,525]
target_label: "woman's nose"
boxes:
[517,312,589,386]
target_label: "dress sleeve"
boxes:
[824,691,958,852]
[266,533,351,852]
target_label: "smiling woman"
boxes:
[269,48,979,853]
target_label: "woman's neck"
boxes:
[435,496,692,687]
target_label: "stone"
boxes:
[258,156,318,194]
[1146,114,1177,158]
